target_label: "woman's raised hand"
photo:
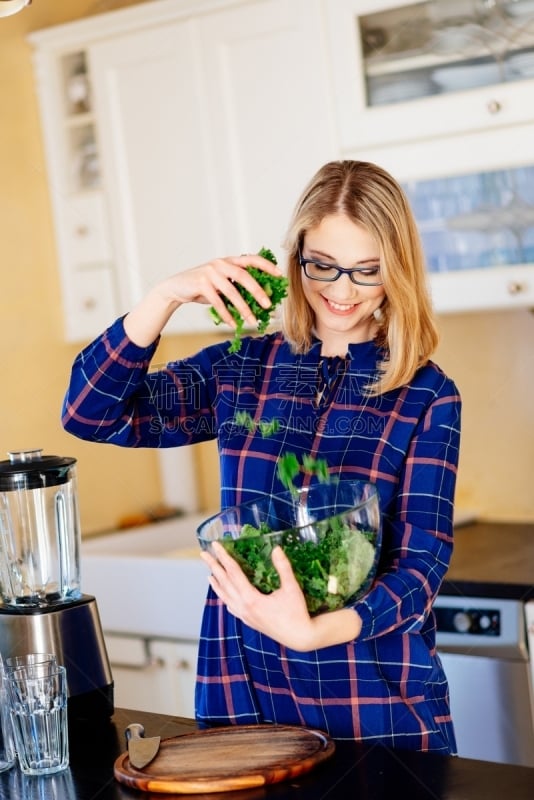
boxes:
[124,252,283,347]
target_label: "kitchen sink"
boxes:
[81,513,213,639]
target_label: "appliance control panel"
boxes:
[434,595,527,657]
[434,606,500,636]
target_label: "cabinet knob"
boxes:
[82,297,97,310]
[487,99,502,114]
[507,281,527,295]
[75,224,90,237]
[175,659,191,670]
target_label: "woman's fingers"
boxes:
[200,542,251,610]
[270,545,296,585]
[210,256,278,313]
[169,252,285,329]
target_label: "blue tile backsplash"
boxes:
[402,165,534,273]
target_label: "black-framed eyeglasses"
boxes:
[298,249,382,286]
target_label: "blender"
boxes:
[0,449,113,723]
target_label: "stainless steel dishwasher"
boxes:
[434,594,534,767]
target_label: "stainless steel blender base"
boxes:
[0,594,114,721]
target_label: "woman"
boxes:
[62,160,461,752]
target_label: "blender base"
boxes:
[0,594,114,722]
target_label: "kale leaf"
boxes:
[209,247,289,353]
[277,451,330,493]
[234,410,280,438]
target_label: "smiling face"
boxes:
[300,213,386,355]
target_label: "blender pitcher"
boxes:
[0,449,82,607]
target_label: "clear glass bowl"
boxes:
[197,480,382,615]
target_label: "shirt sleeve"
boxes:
[61,316,218,448]
[355,374,462,640]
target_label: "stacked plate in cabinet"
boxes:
[506,51,534,79]
[432,62,501,92]
[368,74,437,105]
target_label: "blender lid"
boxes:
[0,449,77,490]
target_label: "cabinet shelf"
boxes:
[64,111,94,128]
[366,45,534,79]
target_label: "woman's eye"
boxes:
[359,266,380,276]
[314,261,336,272]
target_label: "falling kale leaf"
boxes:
[231,412,330,491]
[277,451,331,493]
[234,410,280,438]
[209,247,289,353]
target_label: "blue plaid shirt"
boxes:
[63,317,461,752]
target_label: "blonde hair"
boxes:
[281,160,439,396]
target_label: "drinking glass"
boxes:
[4,653,57,677]
[0,655,16,772]
[6,664,69,776]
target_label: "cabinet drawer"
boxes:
[104,633,198,718]
[105,633,149,666]
[431,265,534,314]
[63,265,118,342]
[63,192,112,264]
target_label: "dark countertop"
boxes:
[441,521,534,600]
[1,708,533,800]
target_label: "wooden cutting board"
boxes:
[113,724,335,794]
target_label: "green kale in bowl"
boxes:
[197,481,381,615]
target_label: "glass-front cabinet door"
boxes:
[325,0,534,151]
[403,161,534,311]
[359,123,534,313]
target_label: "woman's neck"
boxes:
[318,325,378,357]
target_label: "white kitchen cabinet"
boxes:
[29,0,338,340]
[87,17,214,336]
[28,0,534,322]
[189,0,337,268]
[105,633,198,718]
[357,123,534,313]
[325,0,534,152]
[29,43,120,341]
[88,0,337,335]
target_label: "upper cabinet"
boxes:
[324,0,534,151]
[29,0,534,337]
[29,0,338,341]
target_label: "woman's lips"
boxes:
[323,296,359,315]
